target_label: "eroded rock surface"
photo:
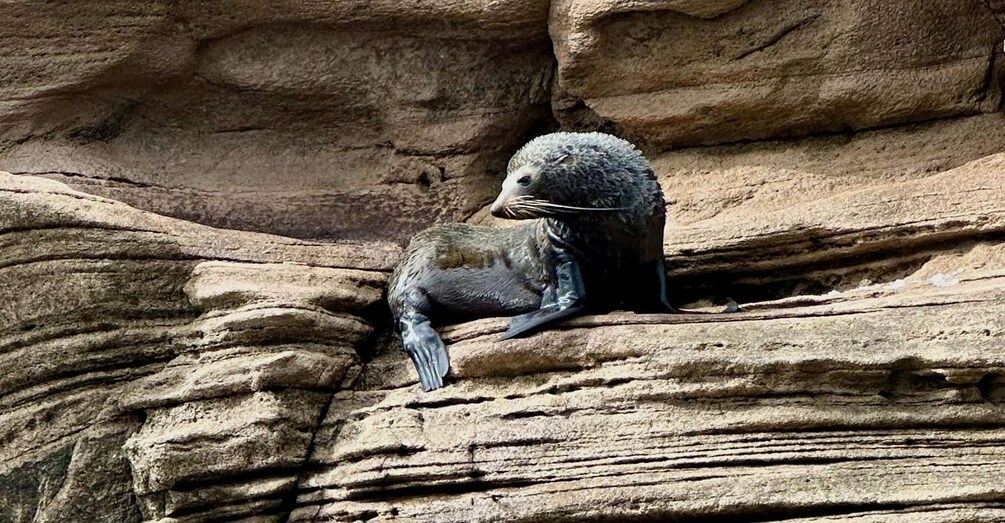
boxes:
[4,133,1005,521]
[0,0,552,242]
[5,1,1001,241]
[551,0,1003,147]
[3,0,1005,522]
[314,265,1005,522]
[0,173,396,522]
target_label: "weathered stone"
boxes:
[0,1,552,243]
[0,423,143,523]
[6,118,1005,522]
[551,0,1003,147]
[2,0,1005,521]
[296,265,1005,522]
[664,148,1005,303]
[0,173,394,522]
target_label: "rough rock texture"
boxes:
[6,1,997,243]
[0,173,397,522]
[5,136,1005,520]
[0,0,552,242]
[659,116,1005,303]
[551,0,1003,147]
[309,263,1005,522]
[3,1,1005,522]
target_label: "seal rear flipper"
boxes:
[654,259,679,313]
[626,259,678,313]
[500,304,588,340]
[401,318,450,391]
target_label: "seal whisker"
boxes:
[514,197,630,215]
[511,201,560,218]
[510,203,543,219]
[530,201,632,213]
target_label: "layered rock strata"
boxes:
[551,0,1003,147]
[1,0,1005,521]
[4,147,1005,521]
[0,0,553,242]
[311,263,1005,522]
[0,173,396,522]
[3,1,1000,242]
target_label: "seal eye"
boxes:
[517,175,532,187]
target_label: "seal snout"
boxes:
[489,193,509,218]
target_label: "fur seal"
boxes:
[388,132,673,391]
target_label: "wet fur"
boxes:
[388,132,671,391]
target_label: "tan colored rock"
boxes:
[2,0,1005,520]
[297,267,1005,522]
[663,149,1005,304]
[5,115,1005,523]
[306,125,1005,520]
[650,143,997,309]
[0,172,395,522]
[0,0,551,242]
[658,113,1005,225]
[551,0,1003,147]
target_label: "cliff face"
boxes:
[2,1,1005,522]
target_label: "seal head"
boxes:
[490,132,671,325]
[490,132,657,221]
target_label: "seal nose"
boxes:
[489,195,508,217]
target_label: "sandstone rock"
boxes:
[551,0,1003,147]
[296,263,1005,522]
[5,119,1005,522]
[306,117,1005,520]
[0,0,552,243]
[0,172,395,522]
[661,125,1005,303]
[3,0,1005,521]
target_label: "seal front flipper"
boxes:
[501,303,587,340]
[391,287,450,391]
[400,315,449,391]
[501,249,586,340]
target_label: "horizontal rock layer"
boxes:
[4,104,1005,522]
[0,0,553,242]
[552,0,1003,147]
[299,256,1005,522]
[0,173,395,522]
[3,1,1000,242]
